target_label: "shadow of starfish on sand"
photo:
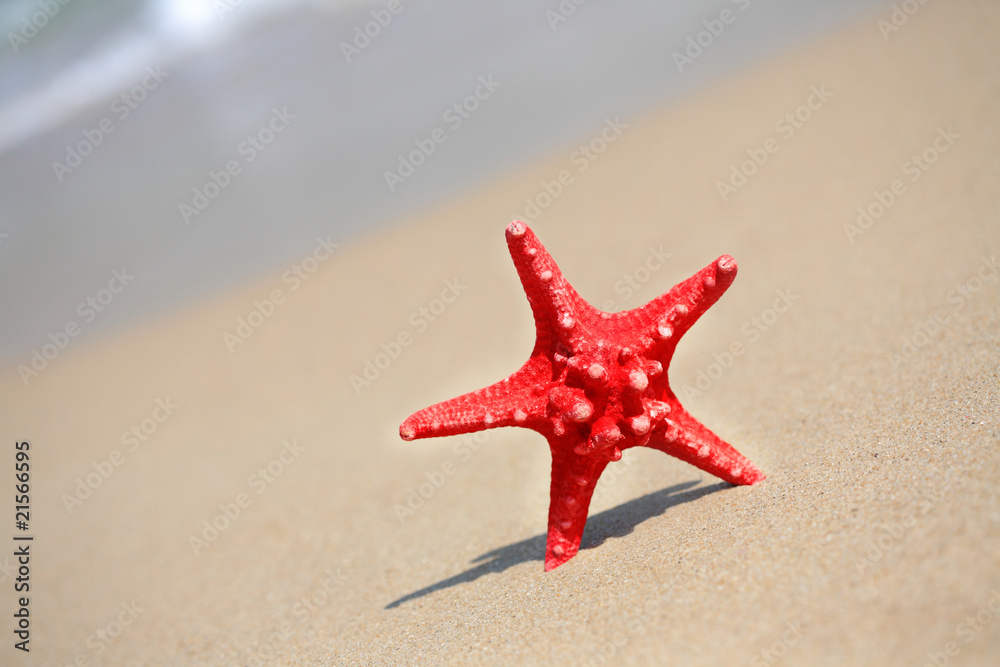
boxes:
[386,479,728,609]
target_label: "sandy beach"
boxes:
[2,0,1000,664]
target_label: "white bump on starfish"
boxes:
[646,360,663,376]
[655,322,673,340]
[587,363,607,381]
[483,413,495,425]
[629,415,651,435]
[672,304,689,318]
[507,221,526,237]
[553,420,566,436]
[629,370,649,392]
[527,247,537,256]
[698,445,710,458]
[645,399,671,418]
[703,275,716,288]
[514,408,527,423]
[591,421,622,448]
[731,466,742,477]
[559,519,572,529]
[552,544,565,556]
[559,314,575,330]
[540,270,552,282]
[567,400,593,423]
[610,447,622,461]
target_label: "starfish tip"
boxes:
[399,420,418,441]
[717,255,737,274]
[544,547,573,571]
[506,220,527,239]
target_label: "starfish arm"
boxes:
[544,443,610,571]
[505,221,596,351]
[644,405,764,486]
[632,255,738,345]
[399,358,549,441]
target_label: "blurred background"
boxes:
[0,0,890,364]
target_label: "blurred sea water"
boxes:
[0,0,889,363]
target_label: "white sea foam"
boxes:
[0,0,358,155]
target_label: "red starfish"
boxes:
[400,221,764,571]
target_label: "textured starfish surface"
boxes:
[400,221,764,571]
